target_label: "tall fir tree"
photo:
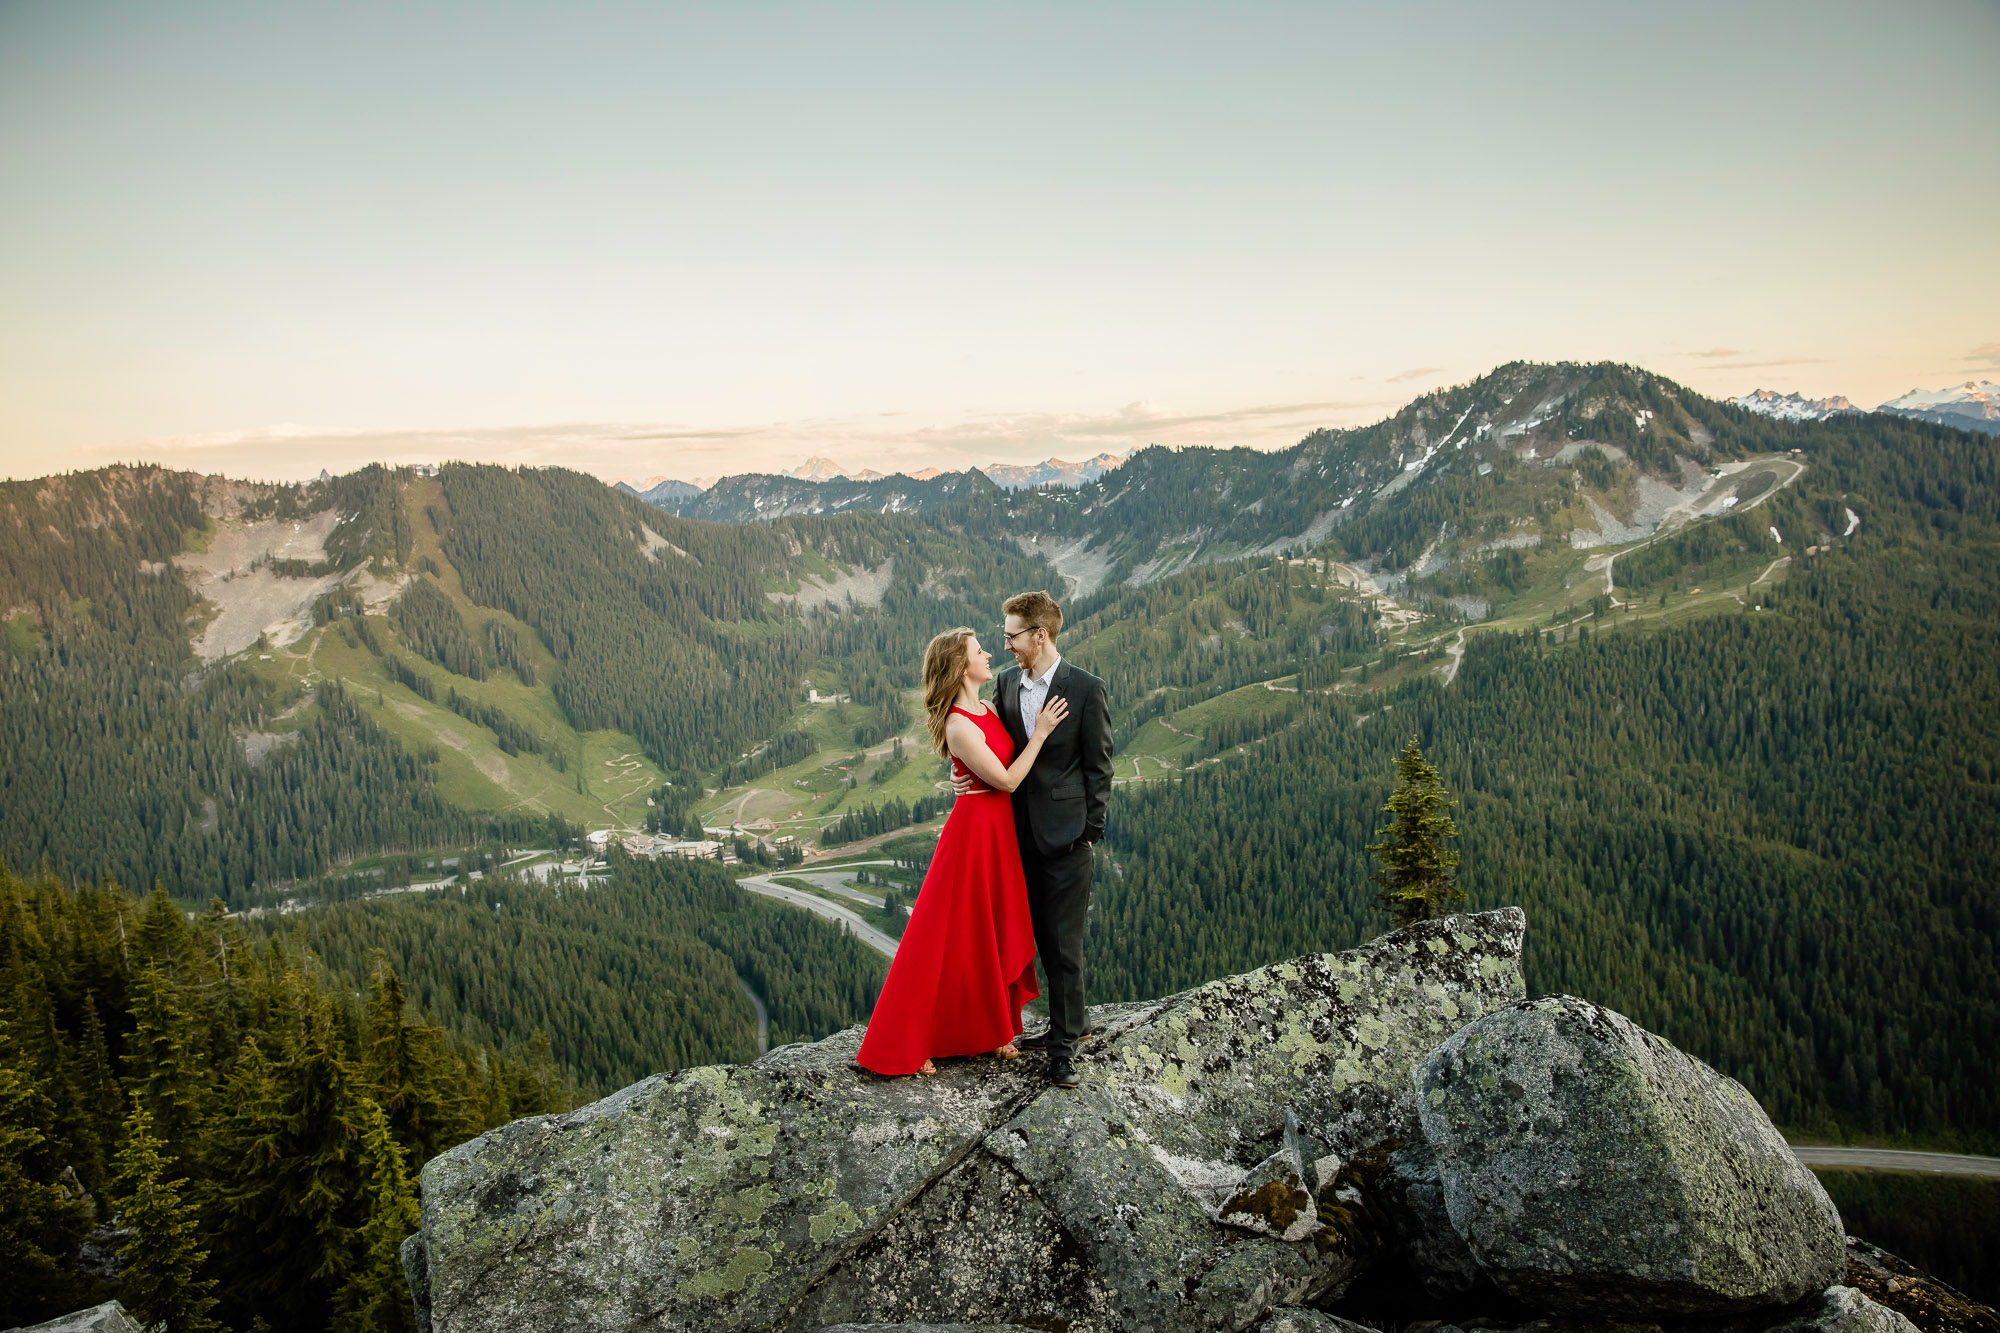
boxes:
[362,957,462,1163]
[112,1101,220,1333]
[328,1096,420,1333]
[1367,736,1464,926]
[123,961,203,1167]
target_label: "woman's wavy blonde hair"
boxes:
[921,626,976,759]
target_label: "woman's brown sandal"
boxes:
[994,1042,1019,1060]
[915,1059,938,1076]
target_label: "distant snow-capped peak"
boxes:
[785,456,853,483]
[979,453,1130,490]
[1876,380,2000,436]
[1879,380,2000,412]
[1730,389,1857,422]
[770,452,1130,489]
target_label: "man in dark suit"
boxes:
[988,589,1114,1088]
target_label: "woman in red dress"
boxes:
[856,626,1069,1076]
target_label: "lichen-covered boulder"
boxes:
[968,908,1526,1333]
[1414,995,1846,1317]
[410,908,1527,1333]
[1766,1286,1922,1333]
[414,1026,1043,1333]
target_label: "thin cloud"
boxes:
[1964,342,2000,371]
[1706,356,1823,371]
[1386,366,1445,383]
[88,395,1397,484]
[1678,347,1821,371]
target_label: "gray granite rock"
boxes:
[412,908,1527,1333]
[1840,1237,1999,1333]
[415,1023,1045,1333]
[402,1229,431,1332]
[1765,1286,1922,1333]
[2,1303,145,1333]
[1414,995,1846,1317]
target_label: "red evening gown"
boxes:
[856,704,1041,1075]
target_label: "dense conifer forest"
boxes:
[0,864,568,1330]
[286,856,887,1091]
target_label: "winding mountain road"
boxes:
[736,872,898,959]
[1602,455,1807,604]
[1790,1146,2000,1179]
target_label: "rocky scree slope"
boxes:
[402,909,1966,1333]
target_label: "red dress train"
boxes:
[855,705,1040,1075]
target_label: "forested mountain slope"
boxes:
[653,466,996,522]
[1081,408,1999,1147]
[0,466,548,904]
[0,459,1056,902]
[640,365,2000,1148]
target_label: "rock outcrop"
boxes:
[408,908,1529,1333]
[404,908,1989,1333]
[1414,995,1847,1316]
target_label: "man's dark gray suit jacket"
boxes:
[993,658,1114,857]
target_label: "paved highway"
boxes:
[1791,1146,2000,1179]
[781,870,886,909]
[737,873,899,959]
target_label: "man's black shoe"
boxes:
[1048,1059,1080,1088]
[1019,1029,1092,1051]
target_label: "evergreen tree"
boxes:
[197,1035,283,1329]
[112,1101,220,1333]
[1368,736,1464,926]
[123,961,202,1167]
[201,994,387,1329]
[362,958,462,1164]
[328,1096,419,1333]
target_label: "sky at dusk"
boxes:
[2,1,1996,483]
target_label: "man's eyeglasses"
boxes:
[999,626,1040,647]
